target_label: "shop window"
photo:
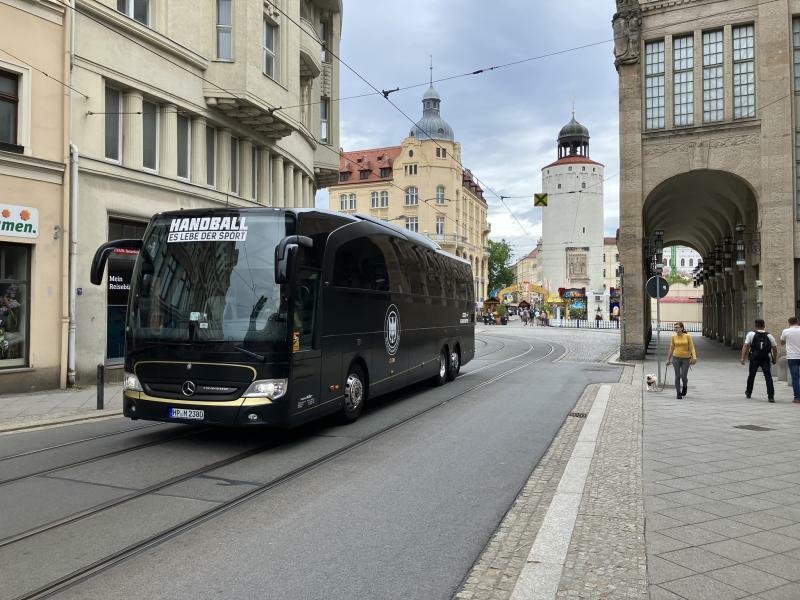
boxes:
[0,243,30,368]
[106,218,147,362]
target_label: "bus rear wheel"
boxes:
[447,348,461,381]
[432,348,448,386]
[338,364,367,424]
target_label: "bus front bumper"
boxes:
[123,392,285,427]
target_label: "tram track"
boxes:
[12,339,555,600]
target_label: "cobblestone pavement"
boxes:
[0,385,122,430]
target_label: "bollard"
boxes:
[97,363,105,410]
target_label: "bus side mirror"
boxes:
[275,235,313,284]
[90,239,143,285]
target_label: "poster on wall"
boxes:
[0,205,39,239]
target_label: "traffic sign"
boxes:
[646,276,669,299]
[534,193,548,207]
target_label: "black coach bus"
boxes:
[90,208,475,427]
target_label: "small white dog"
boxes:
[646,373,658,391]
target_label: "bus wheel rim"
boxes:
[439,353,447,378]
[450,351,459,372]
[345,374,363,410]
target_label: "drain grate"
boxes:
[569,412,588,419]
[734,424,775,431]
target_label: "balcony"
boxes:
[427,233,468,245]
[205,95,294,141]
[483,222,492,234]
[484,246,490,257]
[299,18,322,79]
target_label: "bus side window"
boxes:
[425,252,443,298]
[393,241,426,296]
[294,269,319,350]
[333,238,389,292]
[371,235,407,294]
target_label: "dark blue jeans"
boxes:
[789,359,800,399]
[747,358,775,399]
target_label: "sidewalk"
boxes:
[0,384,123,431]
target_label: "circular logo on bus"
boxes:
[384,304,401,356]
[181,381,196,397]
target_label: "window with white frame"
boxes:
[320,20,331,63]
[435,147,447,158]
[436,185,445,204]
[251,146,258,201]
[320,97,330,144]
[177,114,190,180]
[339,194,347,210]
[405,186,418,205]
[263,19,278,80]
[436,216,445,236]
[206,125,216,187]
[116,0,149,25]
[371,191,379,208]
[0,70,21,150]
[703,30,724,122]
[104,86,122,161]
[348,193,356,210]
[230,136,240,194]
[673,35,694,126]
[380,191,389,207]
[645,40,665,130]
[404,164,417,175]
[216,0,233,61]
[142,100,158,171]
[405,217,418,233]
[733,25,755,119]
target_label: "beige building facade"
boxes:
[0,0,70,392]
[614,0,799,359]
[329,86,491,301]
[69,0,341,382]
[603,237,620,294]
[514,241,543,288]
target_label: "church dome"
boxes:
[558,116,590,142]
[410,85,455,142]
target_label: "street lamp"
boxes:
[723,237,733,273]
[735,224,746,268]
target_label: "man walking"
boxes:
[741,319,778,402]
[781,316,800,402]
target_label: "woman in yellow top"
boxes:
[666,321,697,399]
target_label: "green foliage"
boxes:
[488,239,515,293]
[498,304,508,316]
[665,271,690,286]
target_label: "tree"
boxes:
[488,239,515,294]
[665,271,690,286]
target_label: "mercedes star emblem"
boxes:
[181,381,196,397]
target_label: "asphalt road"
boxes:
[0,326,620,600]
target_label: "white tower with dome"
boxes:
[540,115,606,319]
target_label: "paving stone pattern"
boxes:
[455,383,601,600]
[556,364,648,599]
[0,385,122,429]
[645,336,800,600]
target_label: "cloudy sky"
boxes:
[318,0,620,261]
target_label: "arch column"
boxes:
[294,169,303,208]
[258,147,271,205]
[272,155,284,207]
[160,104,177,178]
[122,91,143,170]
[190,116,207,185]
[284,162,295,208]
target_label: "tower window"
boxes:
[645,40,666,129]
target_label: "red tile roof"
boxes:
[331,146,402,187]
[543,155,605,170]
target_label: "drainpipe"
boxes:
[67,143,78,386]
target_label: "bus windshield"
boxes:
[127,212,294,357]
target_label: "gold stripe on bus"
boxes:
[126,391,273,407]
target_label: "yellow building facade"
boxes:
[329,85,490,301]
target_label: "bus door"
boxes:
[288,257,322,420]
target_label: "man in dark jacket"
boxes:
[740,319,778,402]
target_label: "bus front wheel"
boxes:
[339,364,367,423]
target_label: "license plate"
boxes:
[169,408,204,420]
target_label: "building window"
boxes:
[557,183,561,189]
[568,166,572,172]
[0,70,19,149]
[581,182,586,189]
[104,86,121,161]
[645,40,665,130]
[116,0,149,25]
[405,186,418,205]
[615,254,619,262]
[436,216,445,236]
[405,217,418,232]
[703,30,724,122]
[673,35,694,127]
[380,190,389,207]
[339,194,347,210]
[689,258,694,267]
[216,0,233,61]
[177,114,190,180]
[359,170,370,180]
[435,147,447,158]
[230,136,240,194]
[0,243,30,368]
[320,20,331,63]
[436,185,445,204]
[404,164,417,175]
[348,193,356,210]
[379,167,391,177]
[251,146,258,201]
[733,25,755,119]
[371,191,379,208]
[320,97,330,144]
[206,126,216,187]
[603,268,606,277]
[142,100,158,171]
[263,19,278,80]
[339,172,350,182]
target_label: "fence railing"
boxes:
[549,318,621,330]
[650,320,703,333]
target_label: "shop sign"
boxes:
[107,254,137,306]
[0,204,39,239]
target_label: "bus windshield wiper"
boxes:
[232,346,265,361]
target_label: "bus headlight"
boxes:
[243,379,287,399]
[124,372,143,392]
